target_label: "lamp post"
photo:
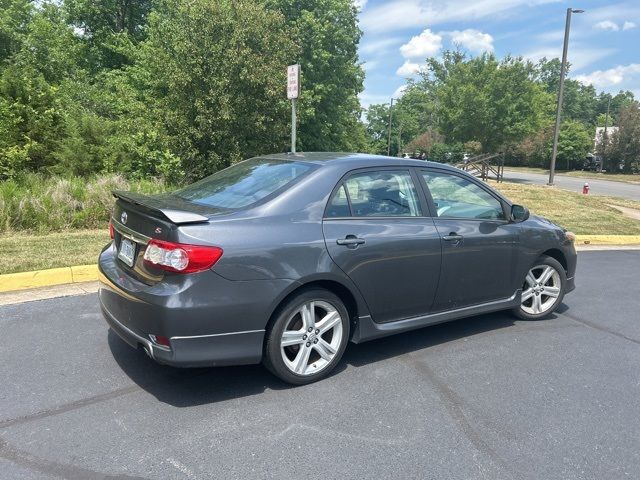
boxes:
[548,7,584,186]
[386,98,395,156]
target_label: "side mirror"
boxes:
[511,204,529,223]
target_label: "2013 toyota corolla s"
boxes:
[99,153,577,384]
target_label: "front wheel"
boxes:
[513,255,566,320]
[263,289,350,385]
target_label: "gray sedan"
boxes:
[99,153,577,384]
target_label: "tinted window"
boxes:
[342,170,421,217]
[326,185,351,217]
[422,171,505,220]
[176,158,313,209]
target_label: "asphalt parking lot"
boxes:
[1,250,639,480]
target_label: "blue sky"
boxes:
[356,0,640,108]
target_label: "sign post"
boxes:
[287,64,300,153]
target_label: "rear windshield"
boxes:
[175,158,314,209]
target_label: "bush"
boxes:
[0,173,168,233]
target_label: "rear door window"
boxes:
[176,158,314,209]
[327,170,422,217]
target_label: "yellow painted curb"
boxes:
[71,264,99,283]
[575,235,640,245]
[0,264,98,293]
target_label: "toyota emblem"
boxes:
[121,211,128,224]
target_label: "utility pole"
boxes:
[549,8,584,185]
[601,96,611,172]
[386,98,394,156]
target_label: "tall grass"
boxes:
[0,174,169,234]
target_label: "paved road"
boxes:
[503,170,640,201]
[1,251,639,480]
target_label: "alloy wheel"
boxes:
[521,264,561,315]
[280,300,343,376]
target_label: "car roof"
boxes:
[259,152,459,171]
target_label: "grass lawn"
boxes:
[504,166,640,185]
[492,181,640,235]
[2,181,640,275]
[0,230,109,275]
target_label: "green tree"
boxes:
[266,0,367,152]
[0,0,32,63]
[365,82,435,156]
[138,0,298,179]
[606,102,640,173]
[553,120,592,170]
[64,0,152,71]
[365,103,392,154]
[420,51,553,152]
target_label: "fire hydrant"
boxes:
[582,182,590,195]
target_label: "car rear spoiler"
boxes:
[112,190,210,225]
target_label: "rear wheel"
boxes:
[513,255,566,320]
[264,289,350,385]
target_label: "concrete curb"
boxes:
[1,235,640,293]
[0,265,98,293]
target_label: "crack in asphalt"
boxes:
[0,437,151,480]
[560,312,640,345]
[0,385,141,430]
[400,354,522,480]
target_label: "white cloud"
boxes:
[450,29,494,53]
[360,0,560,34]
[575,64,640,89]
[594,20,620,31]
[586,2,640,24]
[523,44,616,72]
[623,21,636,31]
[399,29,442,58]
[396,60,421,76]
[362,60,379,72]
[354,0,368,10]
[393,85,408,98]
[360,37,403,55]
[359,92,392,109]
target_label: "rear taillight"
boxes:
[143,239,223,273]
[109,220,115,239]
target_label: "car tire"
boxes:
[263,288,350,385]
[512,255,566,320]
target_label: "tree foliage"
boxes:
[266,0,368,152]
[419,51,553,152]
[367,51,636,170]
[0,0,367,181]
[604,102,640,173]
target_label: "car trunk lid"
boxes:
[111,191,217,284]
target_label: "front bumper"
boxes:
[98,244,292,367]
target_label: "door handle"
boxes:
[336,235,365,246]
[442,233,463,242]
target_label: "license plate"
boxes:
[118,238,136,267]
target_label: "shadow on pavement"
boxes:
[109,307,564,408]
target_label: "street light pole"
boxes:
[549,7,584,185]
[386,98,395,156]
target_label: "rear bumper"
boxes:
[101,300,264,367]
[98,244,292,367]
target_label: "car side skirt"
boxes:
[351,290,521,343]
